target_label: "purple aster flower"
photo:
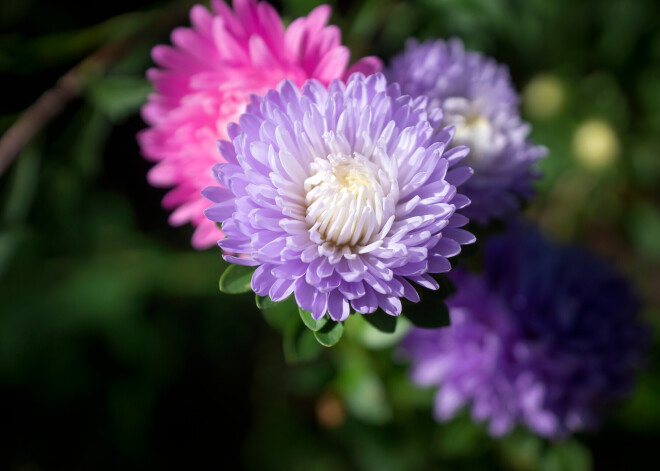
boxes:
[386,39,547,224]
[203,72,475,321]
[401,223,646,439]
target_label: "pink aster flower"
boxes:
[138,0,381,248]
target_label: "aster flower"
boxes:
[138,0,381,249]
[386,38,547,224]
[401,224,646,438]
[203,72,475,321]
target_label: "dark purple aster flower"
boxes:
[386,39,547,224]
[401,223,646,438]
[203,73,475,321]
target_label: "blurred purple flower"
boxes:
[386,39,547,224]
[401,223,646,438]
[203,73,475,320]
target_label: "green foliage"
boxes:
[335,344,392,424]
[299,307,328,332]
[403,295,451,329]
[87,76,152,121]
[348,314,411,351]
[257,294,296,331]
[363,310,398,333]
[498,432,593,471]
[540,441,592,471]
[218,264,255,294]
[0,143,40,277]
[313,319,345,347]
[283,312,322,363]
[629,203,660,261]
[256,295,342,349]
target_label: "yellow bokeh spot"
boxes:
[572,119,619,170]
[523,74,565,120]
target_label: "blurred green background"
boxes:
[1,0,659,469]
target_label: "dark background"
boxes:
[1,0,660,469]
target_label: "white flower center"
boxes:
[442,97,506,165]
[304,153,394,247]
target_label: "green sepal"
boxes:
[256,294,296,332]
[218,264,255,294]
[299,308,327,332]
[255,294,274,310]
[313,319,345,347]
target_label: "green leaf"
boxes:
[87,76,152,121]
[299,308,327,332]
[255,294,273,310]
[257,295,297,332]
[283,314,321,364]
[499,430,543,471]
[313,319,345,347]
[629,203,660,261]
[348,314,411,351]
[218,264,255,294]
[403,294,451,329]
[362,309,397,333]
[1,143,40,279]
[71,109,109,179]
[540,440,592,471]
[336,345,392,424]
[3,143,40,225]
[0,231,18,280]
[436,275,457,299]
[435,414,486,458]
